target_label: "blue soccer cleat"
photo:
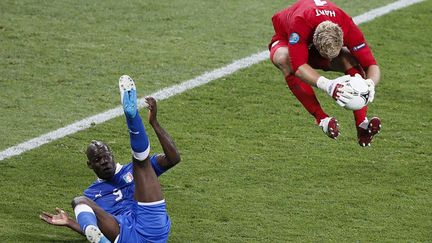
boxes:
[119,75,138,119]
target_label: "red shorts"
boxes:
[269,38,288,64]
[269,36,331,71]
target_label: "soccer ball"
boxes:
[344,75,370,110]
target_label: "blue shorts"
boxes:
[114,199,171,243]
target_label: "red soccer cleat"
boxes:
[357,117,381,147]
[319,117,340,139]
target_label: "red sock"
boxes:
[285,75,328,124]
[353,106,368,126]
[346,67,368,126]
[345,66,365,78]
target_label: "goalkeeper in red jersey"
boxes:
[269,0,382,146]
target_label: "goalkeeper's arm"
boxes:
[295,63,354,107]
[363,64,380,104]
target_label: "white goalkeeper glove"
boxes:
[317,75,354,107]
[361,75,375,104]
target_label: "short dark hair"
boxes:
[86,140,111,161]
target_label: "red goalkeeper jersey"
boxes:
[270,0,377,72]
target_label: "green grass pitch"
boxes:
[0,0,431,242]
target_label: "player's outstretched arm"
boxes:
[365,64,380,85]
[363,64,380,104]
[296,63,354,107]
[295,63,322,87]
[39,207,84,236]
[145,96,181,170]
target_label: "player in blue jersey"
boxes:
[40,96,180,234]
[40,75,180,242]
[81,95,180,217]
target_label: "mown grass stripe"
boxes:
[0,0,424,161]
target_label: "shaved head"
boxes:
[86,140,111,161]
[86,140,116,180]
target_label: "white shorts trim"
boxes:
[271,40,280,48]
[137,199,165,206]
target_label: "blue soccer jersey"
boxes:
[83,154,167,216]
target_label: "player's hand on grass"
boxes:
[40,207,71,226]
[145,96,158,126]
[317,75,354,107]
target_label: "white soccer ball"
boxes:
[344,75,370,110]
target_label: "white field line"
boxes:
[0,0,424,161]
